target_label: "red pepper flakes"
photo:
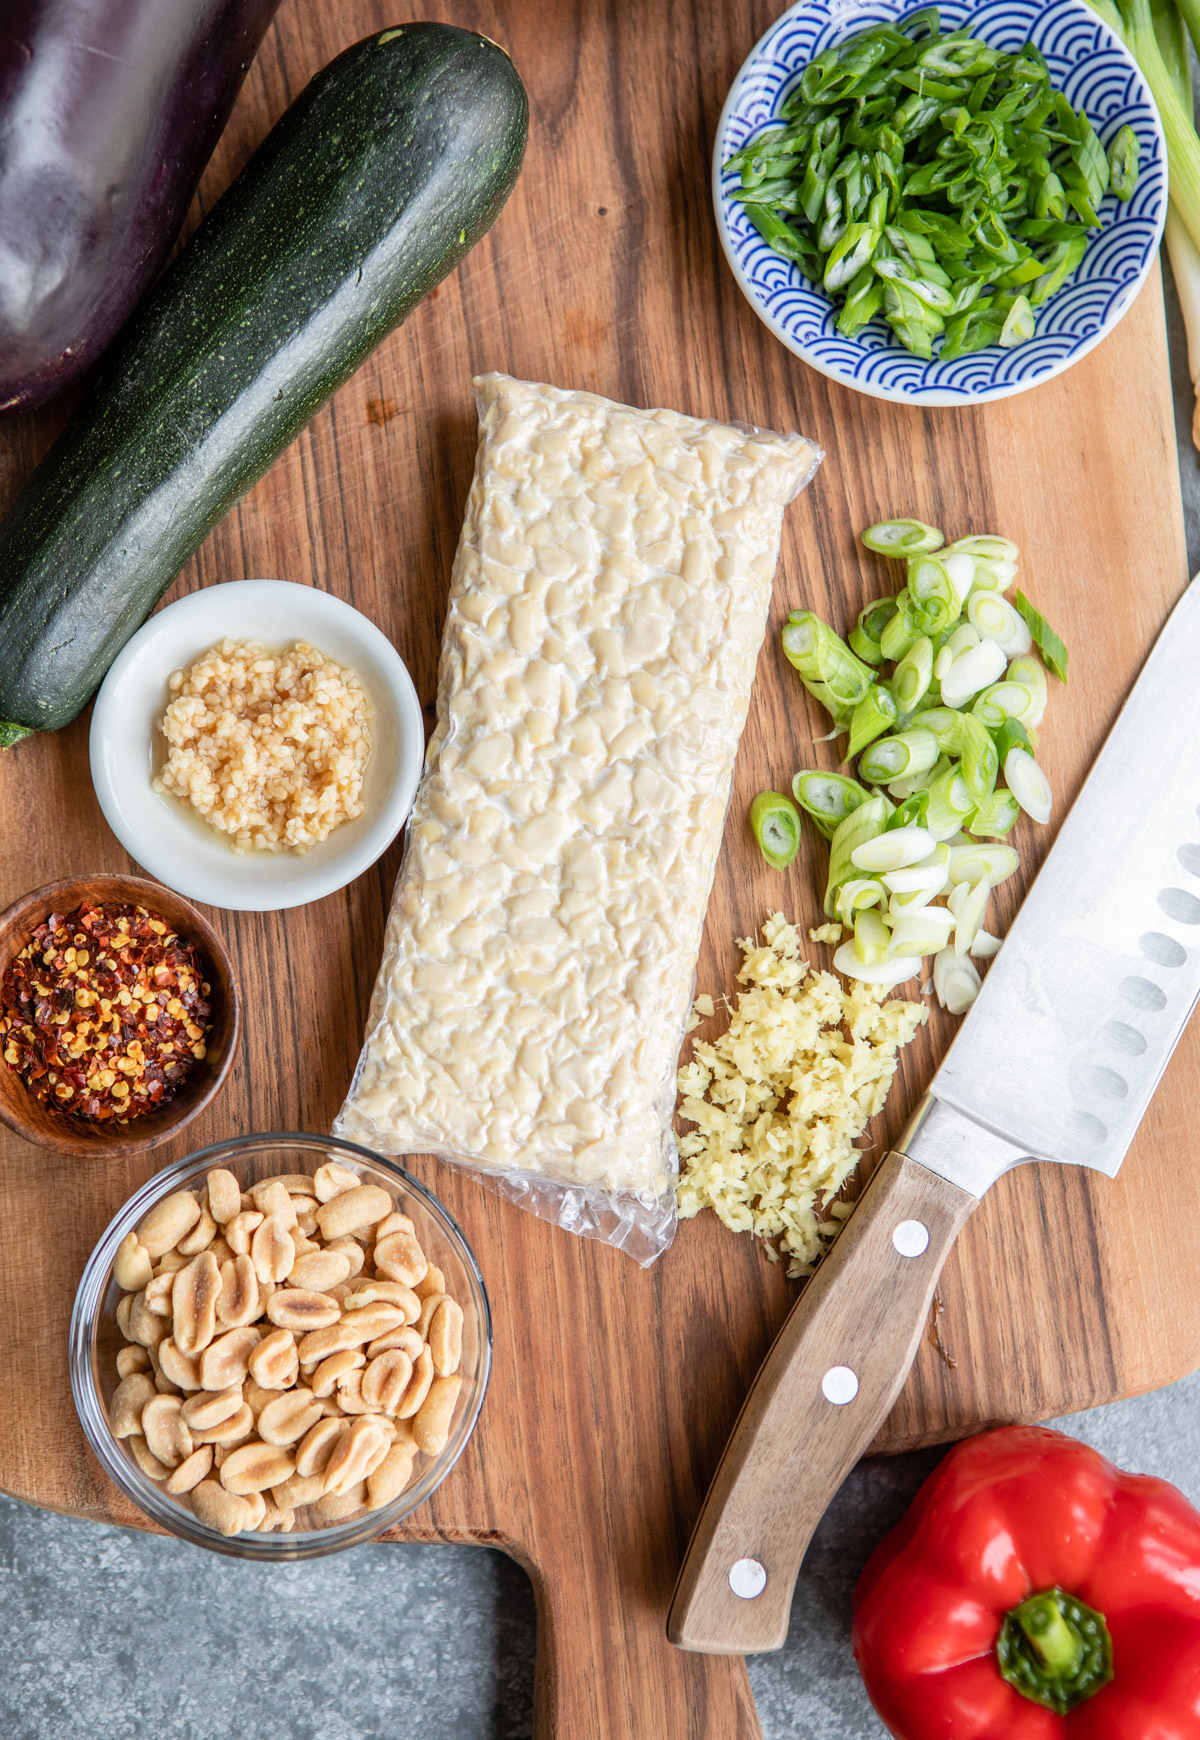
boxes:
[0,901,212,1123]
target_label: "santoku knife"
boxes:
[668,571,1200,1655]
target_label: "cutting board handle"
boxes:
[667,1145,978,1655]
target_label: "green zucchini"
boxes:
[0,22,528,739]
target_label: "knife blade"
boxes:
[668,573,1200,1656]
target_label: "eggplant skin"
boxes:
[0,0,280,413]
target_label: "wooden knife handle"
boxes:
[666,1147,978,1655]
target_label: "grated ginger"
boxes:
[675,912,926,1276]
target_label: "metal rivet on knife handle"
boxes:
[892,1219,930,1257]
[820,1366,859,1404]
[728,1559,767,1600]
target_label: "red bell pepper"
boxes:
[852,1423,1200,1737]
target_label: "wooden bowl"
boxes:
[0,875,240,1159]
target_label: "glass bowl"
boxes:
[70,1132,491,1558]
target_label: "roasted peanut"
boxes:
[165,1444,213,1494]
[373,1231,428,1288]
[176,1197,217,1256]
[275,1471,326,1508]
[110,1372,155,1437]
[248,1327,299,1390]
[312,1162,360,1203]
[324,1236,365,1277]
[214,1254,259,1329]
[414,1263,446,1302]
[199,1326,261,1391]
[206,1168,242,1225]
[415,1292,448,1342]
[265,1289,340,1333]
[172,1251,222,1356]
[395,1345,434,1420]
[242,1378,275,1419]
[128,1290,170,1352]
[114,1232,153,1292]
[342,1281,420,1322]
[316,1482,367,1521]
[288,1249,352,1292]
[296,1321,366,1364]
[361,1351,413,1415]
[310,1350,365,1398]
[154,1366,183,1396]
[141,1395,193,1469]
[182,1386,243,1431]
[294,1416,350,1479]
[189,1401,254,1446]
[226,1209,263,1256]
[253,1173,315,1200]
[192,1478,258,1537]
[367,1326,424,1360]
[373,1212,415,1242]
[289,1229,319,1261]
[339,1302,410,1344]
[332,1368,375,1414]
[258,1499,295,1533]
[136,1190,202,1259]
[157,1338,202,1391]
[258,1389,323,1447]
[428,1298,464,1377]
[128,1435,172,1481]
[153,1250,189,1276]
[116,1345,150,1380]
[316,1184,391,1241]
[367,1440,418,1510]
[253,1181,297,1230]
[323,1416,391,1496]
[251,1213,295,1284]
[219,1441,296,1494]
[144,1270,177,1317]
[413,1374,462,1456]
[115,1292,135,1339]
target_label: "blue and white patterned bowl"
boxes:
[714,0,1167,405]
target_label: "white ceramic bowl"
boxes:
[89,581,425,912]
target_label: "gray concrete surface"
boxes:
[4,246,1200,1740]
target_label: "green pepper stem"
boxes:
[1017,1592,1085,1676]
[996,1587,1114,1716]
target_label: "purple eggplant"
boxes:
[0,0,280,413]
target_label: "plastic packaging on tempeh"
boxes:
[336,374,821,1262]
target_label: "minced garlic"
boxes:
[675,912,926,1275]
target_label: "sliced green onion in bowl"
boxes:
[750,791,803,868]
[847,683,901,758]
[948,842,1019,887]
[939,638,1008,707]
[933,943,982,1014]
[861,519,944,557]
[793,769,869,840]
[851,823,935,872]
[967,591,1033,657]
[1004,747,1053,824]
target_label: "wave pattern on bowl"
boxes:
[715,0,1167,406]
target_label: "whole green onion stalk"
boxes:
[1087,0,1200,448]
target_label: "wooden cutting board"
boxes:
[0,3,1195,1735]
